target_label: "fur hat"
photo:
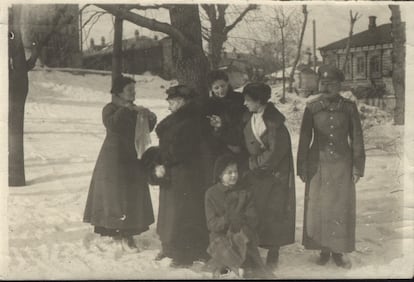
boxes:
[207,70,229,86]
[242,82,271,104]
[166,85,196,100]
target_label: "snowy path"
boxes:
[6,70,413,279]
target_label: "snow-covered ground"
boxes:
[4,69,413,279]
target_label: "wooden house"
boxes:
[82,31,175,79]
[319,16,400,98]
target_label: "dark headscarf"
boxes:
[165,85,197,100]
[110,75,136,95]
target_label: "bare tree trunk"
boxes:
[97,4,210,98]
[281,26,286,103]
[112,15,123,84]
[288,5,308,92]
[9,5,75,187]
[9,5,29,186]
[202,4,256,70]
[209,31,226,70]
[389,5,405,125]
[313,20,317,71]
[342,11,360,73]
[170,5,209,97]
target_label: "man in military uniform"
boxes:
[297,64,365,269]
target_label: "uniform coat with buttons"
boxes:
[297,94,365,253]
[155,101,209,262]
[83,100,156,235]
[242,102,296,248]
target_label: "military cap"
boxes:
[317,64,344,82]
[165,85,196,100]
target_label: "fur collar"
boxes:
[243,102,285,128]
[210,89,244,104]
[156,101,199,136]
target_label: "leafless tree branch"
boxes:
[82,11,107,29]
[342,10,361,72]
[95,4,199,52]
[201,4,216,22]
[83,12,107,46]
[79,4,90,13]
[123,4,173,11]
[26,5,75,70]
[224,4,257,34]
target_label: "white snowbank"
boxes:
[5,69,412,279]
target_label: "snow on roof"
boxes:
[319,23,400,51]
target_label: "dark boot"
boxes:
[332,252,352,269]
[316,250,331,265]
[266,247,279,269]
[170,258,193,268]
[155,252,167,261]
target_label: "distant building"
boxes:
[218,50,265,87]
[21,4,81,68]
[319,16,401,96]
[82,31,174,79]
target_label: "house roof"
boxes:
[83,36,161,57]
[221,52,264,68]
[319,23,401,51]
[269,64,320,78]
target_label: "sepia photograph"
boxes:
[1,0,413,279]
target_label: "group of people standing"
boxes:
[83,64,365,278]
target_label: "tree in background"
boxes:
[288,5,308,92]
[341,10,361,73]
[8,5,76,186]
[112,16,123,83]
[271,6,301,103]
[389,5,405,125]
[96,4,210,98]
[23,5,80,68]
[200,4,257,70]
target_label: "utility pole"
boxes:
[79,7,83,52]
[112,16,123,84]
[313,19,317,71]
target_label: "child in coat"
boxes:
[204,154,273,278]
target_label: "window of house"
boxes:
[345,60,351,75]
[370,56,380,74]
[357,57,365,74]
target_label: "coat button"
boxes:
[329,142,333,146]
[120,214,126,221]
[330,134,333,137]
[330,116,333,120]
[330,125,334,128]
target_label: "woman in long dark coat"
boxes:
[241,82,296,269]
[297,65,365,269]
[200,70,247,188]
[153,85,209,267]
[83,75,156,252]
